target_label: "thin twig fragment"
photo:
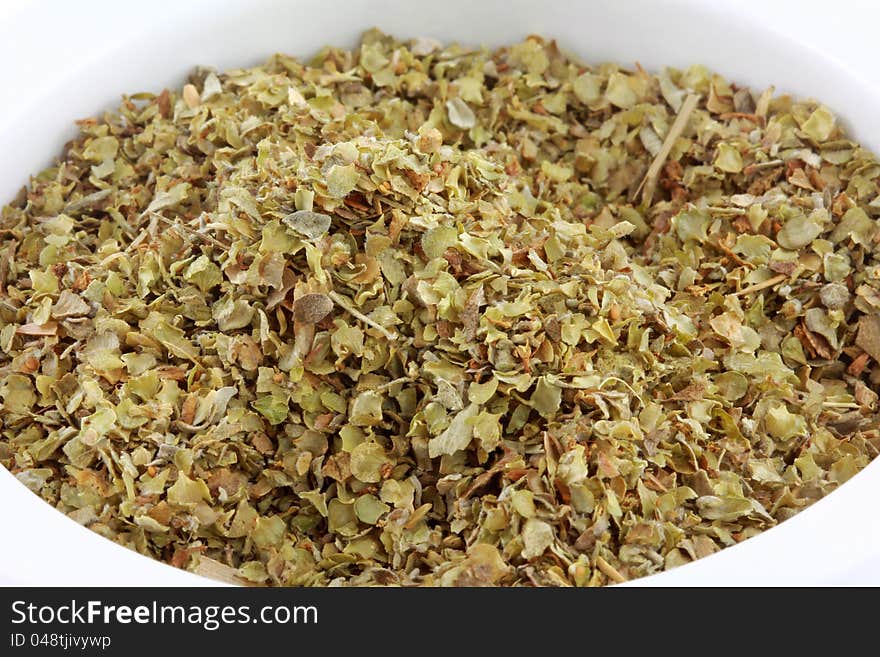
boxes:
[637,93,700,205]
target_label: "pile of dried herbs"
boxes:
[2,30,879,586]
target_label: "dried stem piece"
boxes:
[328,290,399,341]
[150,212,229,250]
[731,273,788,297]
[596,556,628,584]
[637,93,700,205]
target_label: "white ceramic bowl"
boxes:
[2,0,879,586]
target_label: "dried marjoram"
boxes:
[2,30,879,586]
